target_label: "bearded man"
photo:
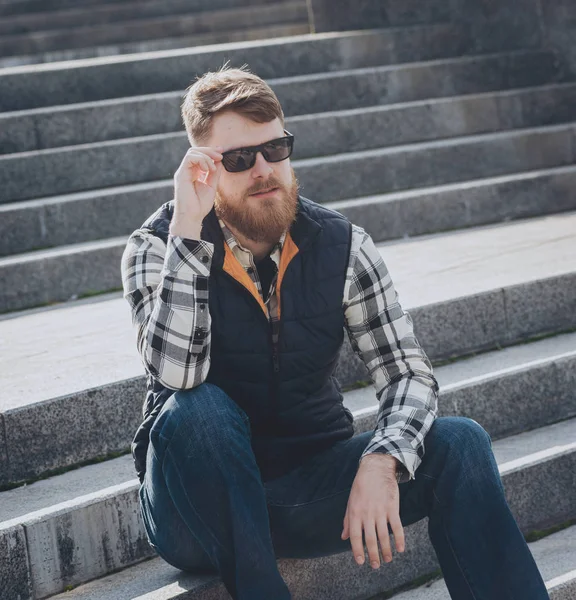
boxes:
[120,67,549,600]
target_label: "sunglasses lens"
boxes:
[221,135,294,172]
[262,137,293,163]
[222,149,255,173]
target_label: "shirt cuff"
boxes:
[164,235,214,277]
[359,436,422,484]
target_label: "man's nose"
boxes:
[251,151,274,178]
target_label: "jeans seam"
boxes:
[267,485,352,508]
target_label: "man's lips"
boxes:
[250,187,279,197]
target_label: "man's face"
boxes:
[206,111,299,245]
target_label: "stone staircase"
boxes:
[1,8,576,600]
[0,0,311,68]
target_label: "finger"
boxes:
[349,517,365,565]
[389,513,405,553]
[183,157,214,180]
[363,520,381,569]
[342,510,349,540]
[376,518,393,563]
[204,160,223,189]
[189,154,216,173]
[181,151,217,174]
[187,147,223,161]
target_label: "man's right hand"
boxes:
[170,146,224,239]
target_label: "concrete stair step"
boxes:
[0,24,481,112]
[2,416,575,599]
[3,160,575,258]
[0,22,312,69]
[0,0,304,36]
[2,113,576,205]
[0,51,563,154]
[0,1,309,58]
[1,213,574,483]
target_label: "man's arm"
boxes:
[121,229,214,390]
[343,225,440,483]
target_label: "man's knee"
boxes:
[427,416,492,461]
[150,383,250,450]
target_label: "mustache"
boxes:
[246,177,283,196]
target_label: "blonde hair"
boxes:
[181,65,285,144]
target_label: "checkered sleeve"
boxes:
[121,229,214,390]
[343,225,439,482]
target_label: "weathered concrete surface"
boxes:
[0,523,32,600]
[0,237,127,312]
[0,181,169,257]
[0,457,136,524]
[21,483,155,599]
[309,0,449,32]
[0,0,285,18]
[3,377,146,484]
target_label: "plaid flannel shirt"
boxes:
[121,216,439,483]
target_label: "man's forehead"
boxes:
[208,112,284,150]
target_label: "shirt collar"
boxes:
[218,218,285,268]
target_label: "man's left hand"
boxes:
[341,454,405,568]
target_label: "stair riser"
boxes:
[336,167,576,243]
[0,23,312,69]
[0,3,309,57]
[0,52,565,155]
[2,120,575,204]
[551,581,576,600]
[3,447,571,599]
[0,25,466,112]
[0,0,302,36]
[0,243,125,313]
[0,378,145,487]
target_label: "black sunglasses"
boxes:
[221,130,294,173]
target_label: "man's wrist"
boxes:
[360,453,398,472]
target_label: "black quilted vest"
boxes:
[131,196,355,483]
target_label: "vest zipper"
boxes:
[220,271,279,379]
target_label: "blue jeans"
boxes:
[138,383,549,600]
